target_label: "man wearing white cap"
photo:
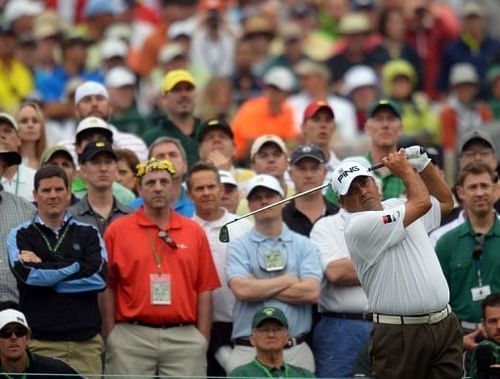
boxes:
[226,174,322,373]
[219,170,240,214]
[332,149,460,378]
[0,309,81,377]
[0,144,35,308]
[105,66,151,136]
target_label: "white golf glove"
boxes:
[406,145,431,173]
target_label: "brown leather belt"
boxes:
[233,334,306,349]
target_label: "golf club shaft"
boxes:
[225,182,330,227]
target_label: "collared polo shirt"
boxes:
[69,194,133,236]
[282,197,339,237]
[229,358,314,378]
[435,215,500,323]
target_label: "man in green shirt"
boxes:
[142,69,203,168]
[436,161,500,342]
[470,293,500,379]
[229,307,315,378]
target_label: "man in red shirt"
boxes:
[102,158,220,377]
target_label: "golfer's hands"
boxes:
[382,149,414,177]
[406,145,431,173]
[20,250,42,263]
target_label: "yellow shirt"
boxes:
[0,59,33,113]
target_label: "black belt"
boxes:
[322,312,373,321]
[233,335,306,349]
[126,320,194,329]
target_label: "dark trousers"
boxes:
[207,322,232,377]
[369,313,463,379]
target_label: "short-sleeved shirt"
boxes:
[104,208,220,324]
[435,216,500,323]
[226,224,323,339]
[345,197,449,315]
[1,164,36,202]
[282,198,339,237]
[310,210,369,314]
[192,209,253,322]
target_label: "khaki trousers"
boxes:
[30,334,103,377]
[104,323,207,377]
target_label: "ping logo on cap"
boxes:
[337,165,361,183]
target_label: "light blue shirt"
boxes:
[226,224,323,339]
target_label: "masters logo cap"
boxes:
[331,158,373,196]
[252,307,288,329]
[367,99,402,119]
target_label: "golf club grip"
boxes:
[369,147,425,172]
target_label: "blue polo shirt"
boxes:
[226,224,322,339]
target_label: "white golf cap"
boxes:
[246,174,284,199]
[105,66,136,88]
[449,63,479,86]
[4,0,44,26]
[0,309,29,331]
[0,112,19,131]
[100,38,128,60]
[219,170,237,187]
[250,134,287,160]
[341,65,378,96]
[76,116,112,140]
[263,67,295,92]
[158,42,186,65]
[74,81,109,105]
[331,158,373,196]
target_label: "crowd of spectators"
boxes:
[1,0,500,378]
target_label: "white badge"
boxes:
[471,285,491,302]
[150,273,171,305]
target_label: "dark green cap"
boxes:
[252,307,288,329]
[367,99,402,119]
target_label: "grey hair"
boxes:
[148,136,187,162]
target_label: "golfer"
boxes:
[332,148,462,379]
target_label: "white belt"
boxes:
[372,305,452,325]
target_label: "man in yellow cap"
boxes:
[143,69,203,168]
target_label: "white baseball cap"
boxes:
[4,0,44,27]
[250,135,287,160]
[0,112,18,131]
[219,170,237,187]
[263,67,295,92]
[76,116,112,141]
[331,158,373,196]
[74,81,109,105]
[105,66,136,88]
[246,174,284,199]
[100,38,128,60]
[0,309,29,331]
[341,65,378,96]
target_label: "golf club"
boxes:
[218,146,427,242]
[219,182,329,242]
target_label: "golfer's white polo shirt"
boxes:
[310,209,369,313]
[345,197,449,316]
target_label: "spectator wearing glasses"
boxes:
[0,309,82,377]
[102,158,220,377]
[435,161,500,352]
[229,307,314,378]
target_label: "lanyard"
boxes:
[146,229,163,275]
[472,233,485,287]
[32,222,70,255]
[253,358,289,378]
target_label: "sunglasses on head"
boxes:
[0,326,28,339]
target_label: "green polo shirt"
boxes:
[229,358,315,378]
[142,116,203,168]
[110,106,152,136]
[470,339,500,379]
[435,216,500,323]
[324,152,406,205]
[72,176,136,206]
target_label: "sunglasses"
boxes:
[0,326,28,339]
[158,231,177,249]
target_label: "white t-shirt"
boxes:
[310,209,369,313]
[192,209,253,323]
[1,164,35,201]
[345,197,449,315]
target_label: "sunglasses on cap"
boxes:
[0,326,28,339]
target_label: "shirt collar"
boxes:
[460,212,500,237]
[193,208,230,228]
[34,211,71,231]
[136,207,182,230]
[249,223,293,243]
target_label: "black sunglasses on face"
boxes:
[0,326,28,339]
